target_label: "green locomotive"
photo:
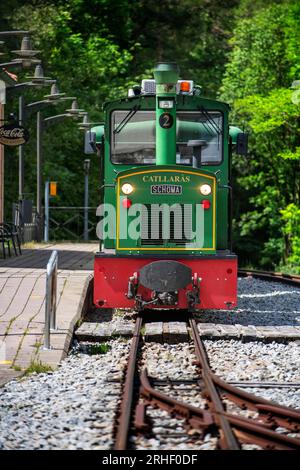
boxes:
[87,63,247,311]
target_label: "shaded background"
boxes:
[0,0,299,271]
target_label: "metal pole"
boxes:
[44,250,58,350]
[50,261,57,330]
[153,63,179,166]
[44,272,51,349]
[0,103,4,224]
[0,80,6,224]
[44,181,49,242]
[84,164,89,241]
[37,110,42,217]
[18,95,24,199]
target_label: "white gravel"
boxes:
[134,343,216,450]
[196,277,300,325]
[0,339,130,450]
[134,338,300,450]
[204,339,300,409]
[0,276,300,450]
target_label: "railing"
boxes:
[13,202,42,243]
[43,250,58,350]
[47,206,97,241]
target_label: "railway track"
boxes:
[238,269,300,287]
[113,313,300,450]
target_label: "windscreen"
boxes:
[111,110,223,165]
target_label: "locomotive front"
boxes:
[92,63,244,312]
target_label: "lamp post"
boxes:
[0,79,5,224]
[78,113,98,241]
[6,65,56,199]
[39,100,84,242]
[83,158,90,241]
[38,98,83,215]
[0,31,41,223]
[7,80,75,240]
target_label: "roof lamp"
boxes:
[180,81,191,93]
[159,99,174,109]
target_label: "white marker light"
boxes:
[199,184,211,195]
[159,100,174,109]
[121,183,134,195]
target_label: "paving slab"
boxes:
[0,243,97,385]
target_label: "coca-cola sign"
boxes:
[0,124,29,146]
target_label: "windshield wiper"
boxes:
[198,106,222,135]
[113,105,140,134]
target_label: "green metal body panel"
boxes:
[154,63,179,166]
[99,93,230,253]
[229,125,243,144]
[92,125,104,141]
[116,166,216,254]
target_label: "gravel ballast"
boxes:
[0,340,130,450]
[0,276,299,450]
[196,277,300,326]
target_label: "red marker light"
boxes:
[201,199,210,209]
[122,198,132,209]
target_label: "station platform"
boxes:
[0,243,98,386]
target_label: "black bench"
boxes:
[0,223,22,258]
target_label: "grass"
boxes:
[87,343,111,355]
[22,242,37,249]
[113,308,125,317]
[75,317,84,329]
[23,360,53,376]
[276,264,300,276]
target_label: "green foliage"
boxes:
[281,204,300,271]
[235,89,299,133]
[220,2,293,102]
[221,0,300,269]
[87,343,111,355]
[1,0,239,227]
[23,360,54,376]
[1,0,300,272]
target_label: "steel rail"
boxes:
[190,319,300,448]
[238,269,300,286]
[114,315,143,450]
[228,381,300,389]
[212,373,300,432]
[189,318,240,449]
[138,368,214,434]
[151,378,300,389]
[140,369,300,450]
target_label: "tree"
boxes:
[220,0,300,270]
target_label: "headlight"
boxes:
[199,184,211,195]
[121,183,134,195]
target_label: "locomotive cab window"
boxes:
[177,111,223,165]
[110,110,223,165]
[111,110,156,165]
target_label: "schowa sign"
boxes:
[0,123,29,146]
